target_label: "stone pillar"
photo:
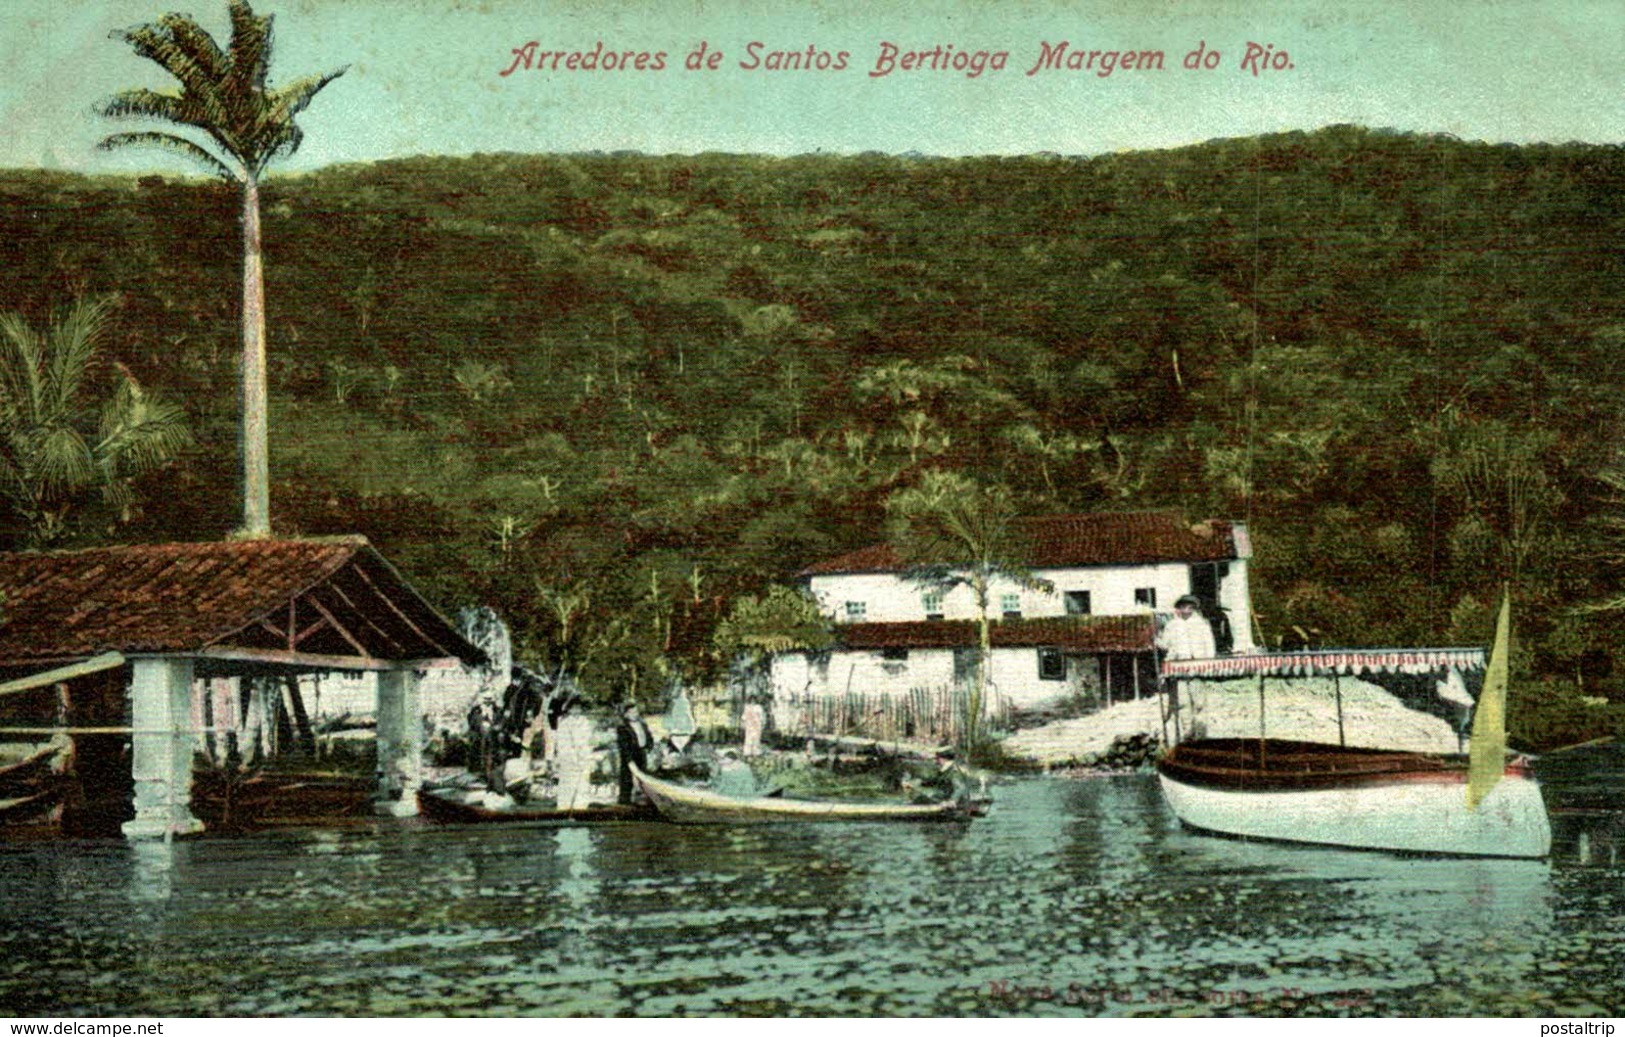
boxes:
[122,658,204,840]
[375,668,422,816]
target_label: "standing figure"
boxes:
[615,702,654,805]
[552,697,597,811]
[466,692,503,788]
[740,700,766,758]
[1157,595,1217,661]
[665,686,697,755]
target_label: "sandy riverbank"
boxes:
[1001,676,1463,767]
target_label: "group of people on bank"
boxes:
[463,670,757,808]
[461,668,975,809]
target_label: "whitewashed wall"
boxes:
[771,646,1103,710]
[807,559,1254,651]
[811,562,1195,622]
[1220,559,1255,652]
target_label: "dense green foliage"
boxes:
[0,297,192,546]
[2,126,1623,717]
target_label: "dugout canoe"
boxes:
[631,765,983,825]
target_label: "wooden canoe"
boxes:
[631,765,983,825]
[417,786,656,825]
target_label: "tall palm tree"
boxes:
[0,297,193,548]
[99,1,345,538]
[887,470,1051,749]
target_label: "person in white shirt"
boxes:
[553,697,598,810]
[1158,595,1217,660]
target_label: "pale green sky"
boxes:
[2,0,1619,174]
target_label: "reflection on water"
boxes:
[0,765,1620,1017]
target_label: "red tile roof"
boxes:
[803,511,1242,575]
[835,614,1155,652]
[0,537,480,667]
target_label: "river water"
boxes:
[1,748,1621,1018]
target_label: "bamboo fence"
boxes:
[773,683,1012,744]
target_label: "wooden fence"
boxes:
[773,683,1013,745]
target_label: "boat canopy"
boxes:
[1161,647,1485,679]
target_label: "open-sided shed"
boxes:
[0,536,482,838]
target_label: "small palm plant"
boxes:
[0,297,192,547]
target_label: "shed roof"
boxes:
[835,614,1155,653]
[0,536,482,672]
[803,511,1245,576]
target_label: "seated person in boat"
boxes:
[710,748,759,798]
[907,750,972,804]
[1158,595,1217,660]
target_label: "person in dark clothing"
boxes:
[466,692,503,789]
[1199,600,1235,656]
[615,702,654,805]
[499,667,550,758]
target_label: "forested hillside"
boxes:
[3,125,1624,731]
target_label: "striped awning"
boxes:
[1161,647,1486,679]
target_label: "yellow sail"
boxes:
[1467,590,1511,810]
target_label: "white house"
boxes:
[771,511,1255,712]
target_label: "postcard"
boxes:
[0,0,1620,1022]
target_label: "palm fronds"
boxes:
[100,1,344,180]
[0,299,192,545]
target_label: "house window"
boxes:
[881,647,909,661]
[1038,647,1066,681]
[845,601,867,621]
[922,592,944,620]
[1134,588,1157,609]
[1064,590,1092,616]
[1001,593,1022,619]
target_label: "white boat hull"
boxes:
[632,766,977,824]
[1158,769,1552,858]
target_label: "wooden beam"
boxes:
[317,577,407,656]
[293,615,331,647]
[0,652,125,699]
[302,592,374,660]
[256,618,286,641]
[345,562,457,658]
[189,647,457,671]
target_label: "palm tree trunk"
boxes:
[971,574,990,749]
[241,176,271,537]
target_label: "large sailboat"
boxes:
[1154,596,1552,858]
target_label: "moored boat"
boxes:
[1157,737,1549,858]
[1155,595,1552,858]
[0,739,72,830]
[631,764,984,824]
[417,785,655,824]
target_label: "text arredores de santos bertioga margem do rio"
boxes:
[498,40,1295,79]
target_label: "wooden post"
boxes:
[1334,672,1345,747]
[1132,653,1142,700]
[1159,676,1171,746]
[1257,673,1268,770]
[1171,675,1183,744]
[123,657,204,840]
[283,676,316,756]
[1105,654,1114,707]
